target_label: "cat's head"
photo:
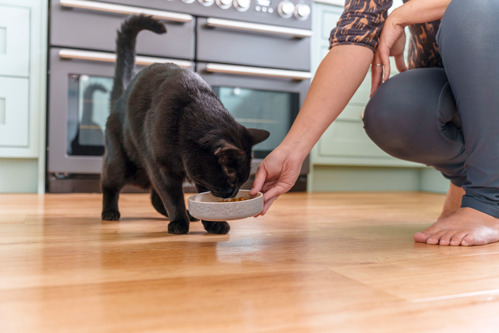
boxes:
[187,127,269,198]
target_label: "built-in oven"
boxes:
[47,0,312,192]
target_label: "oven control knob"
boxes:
[294,3,311,20]
[181,0,195,3]
[217,0,232,8]
[234,0,251,11]
[278,1,295,18]
[199,0,215,6]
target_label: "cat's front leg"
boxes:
[195,185,230,234]
[202,221,231,235]
[151,173,190,234]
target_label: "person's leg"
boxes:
[414,0,499,246]
[437,0,499,216]
[365,0,499,246]
[364,68,466,186]
[364,67,469,242]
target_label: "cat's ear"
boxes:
[214,141,244,157]
[247,128,270,145]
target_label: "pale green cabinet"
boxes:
[311,1,421,167]
[309,1,448,193]
[0,0,48,192]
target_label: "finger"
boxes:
[381,50,391,83]
[394,54,407,73]
[250,166,267,196]
[260,195,279,216]
[262,186,284,203]
[370,59,384,97]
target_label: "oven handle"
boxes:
[205,63,312,80]
[59,49,194,68]
[205,18,312,39]
[59,0,193,23]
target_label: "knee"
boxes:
[363,87,412,159]
[363,69,447,160]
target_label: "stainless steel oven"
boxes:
[47,0,312,192]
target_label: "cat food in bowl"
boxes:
[188,190,263,221]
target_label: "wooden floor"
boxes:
[1,192,499,332]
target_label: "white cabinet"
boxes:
[0,77,29,147]
[0,6,30,77]
[0,0,48,193]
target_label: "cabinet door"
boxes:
[0,77,29,147]
[0,5,30,77]
[311,2,421,167]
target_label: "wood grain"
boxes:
[1,192,499,332]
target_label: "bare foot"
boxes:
[414,207,499,246]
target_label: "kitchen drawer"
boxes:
[0,77,29,147]
[196,17,311,71]
[50,0,195,59]
[0,5,30,77]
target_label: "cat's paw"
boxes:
[202,221,230,234]
[187,210,200,222]
[168,220,190,234]
[102,209,120,221]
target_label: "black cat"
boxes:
[101,15,269,234]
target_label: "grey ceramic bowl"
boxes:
[187,190,263,221]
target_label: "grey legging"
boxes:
[363,0,499,217]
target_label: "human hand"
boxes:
[370,16,407,97]
[250,146,304,216]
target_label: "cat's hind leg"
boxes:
[151,189,198,221]
[151,189,168,217]
[101,168,124,221]
[150,171,190,234]
[101,128,126,221]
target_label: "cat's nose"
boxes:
[221,186,238,198]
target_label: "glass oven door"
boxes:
[48,47,193,175]
[197,62,311,174]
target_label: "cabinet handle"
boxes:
[59,49,193,68]
[205,18,312,39]
[205,63,312,80]
[59,0,193,23]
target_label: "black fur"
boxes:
[101,15,269,234]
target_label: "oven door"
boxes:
[47,47,193,175]
[197,62,311,175]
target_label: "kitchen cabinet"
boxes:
[0,0,48,192]
[309,1,448,192]
[311,0,421,167]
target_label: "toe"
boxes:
[426,230,448,245]
[461,234,475,246]
[450,231,468,246]
[414,231,430,243]
[438,231,455,246]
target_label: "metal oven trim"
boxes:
[59,0,194,22]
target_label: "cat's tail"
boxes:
[110,14,166,110]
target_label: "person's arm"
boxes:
[371,0,452,93]
[251,45,373,215]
